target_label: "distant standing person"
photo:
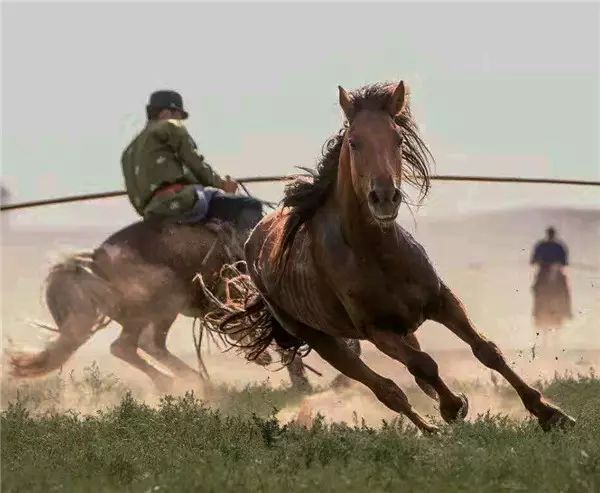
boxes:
[530,227,572,334]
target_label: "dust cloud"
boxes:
[2,202,599,424]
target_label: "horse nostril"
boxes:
[392,188,401,204]
[368,190,380,205]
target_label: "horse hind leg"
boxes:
[331,339,361,390]
[138,316,205,385]
[10,315,93,378]
[284,353,312,392]
[10,257,111,378]
[431,284,575,431]
[110,320,174,394]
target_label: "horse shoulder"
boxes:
[246,211,351,333]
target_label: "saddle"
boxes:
[152,183,263,232]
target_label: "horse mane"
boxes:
[279,82,434,261]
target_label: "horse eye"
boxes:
[349,138,359,150]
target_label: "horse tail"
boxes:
[10,252,117,378]
[197,264,307,365]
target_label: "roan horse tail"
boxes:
[10,252,117,378]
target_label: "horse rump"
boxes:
[10,252,117,377]
[196,262,308,366]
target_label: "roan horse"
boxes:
[9,216,311,391]
[216,81,576,432]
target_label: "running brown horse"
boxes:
[217,81,575,432]
[9,216,311,392]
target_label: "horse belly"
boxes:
[341,283,429,337]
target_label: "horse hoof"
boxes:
[456,393,469,421]
[8,352,49,378]
[422,423,440,435]
[539,408,576,432]
[441,393,469,423]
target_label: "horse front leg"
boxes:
[368,328,468,423]
[430,284,575,431]
[261,297,438,432]
[403,333,440,401]
[301,328,438,433]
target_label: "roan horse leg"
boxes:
[432,284,575,430]
[368,328,468,423]
[10,316,94,378]
[138,315,204,384]
[110,321,174,393]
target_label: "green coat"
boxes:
[121,119,225,218]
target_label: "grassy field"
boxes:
[2,365,599,492]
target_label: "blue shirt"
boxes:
[531,240,568,266]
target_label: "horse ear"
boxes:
[387,81,407,117]
[338,86,355,121]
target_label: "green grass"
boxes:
[2,366,599,492]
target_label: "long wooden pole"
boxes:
[1,175,599,212]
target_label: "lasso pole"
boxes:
[2,175,599,212]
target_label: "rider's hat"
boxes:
[146,90,189,119]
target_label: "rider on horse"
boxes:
[121,90,262,230]
[9,90,313,392]
[530,226,572,331]
[530,227,568,268]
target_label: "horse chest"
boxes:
[317,226,440,337]
[341,268,432,336]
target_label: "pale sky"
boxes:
[2,1,599,228]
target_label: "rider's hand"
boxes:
[222,176,238,194]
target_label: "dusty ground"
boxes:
[3,338,598,428]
